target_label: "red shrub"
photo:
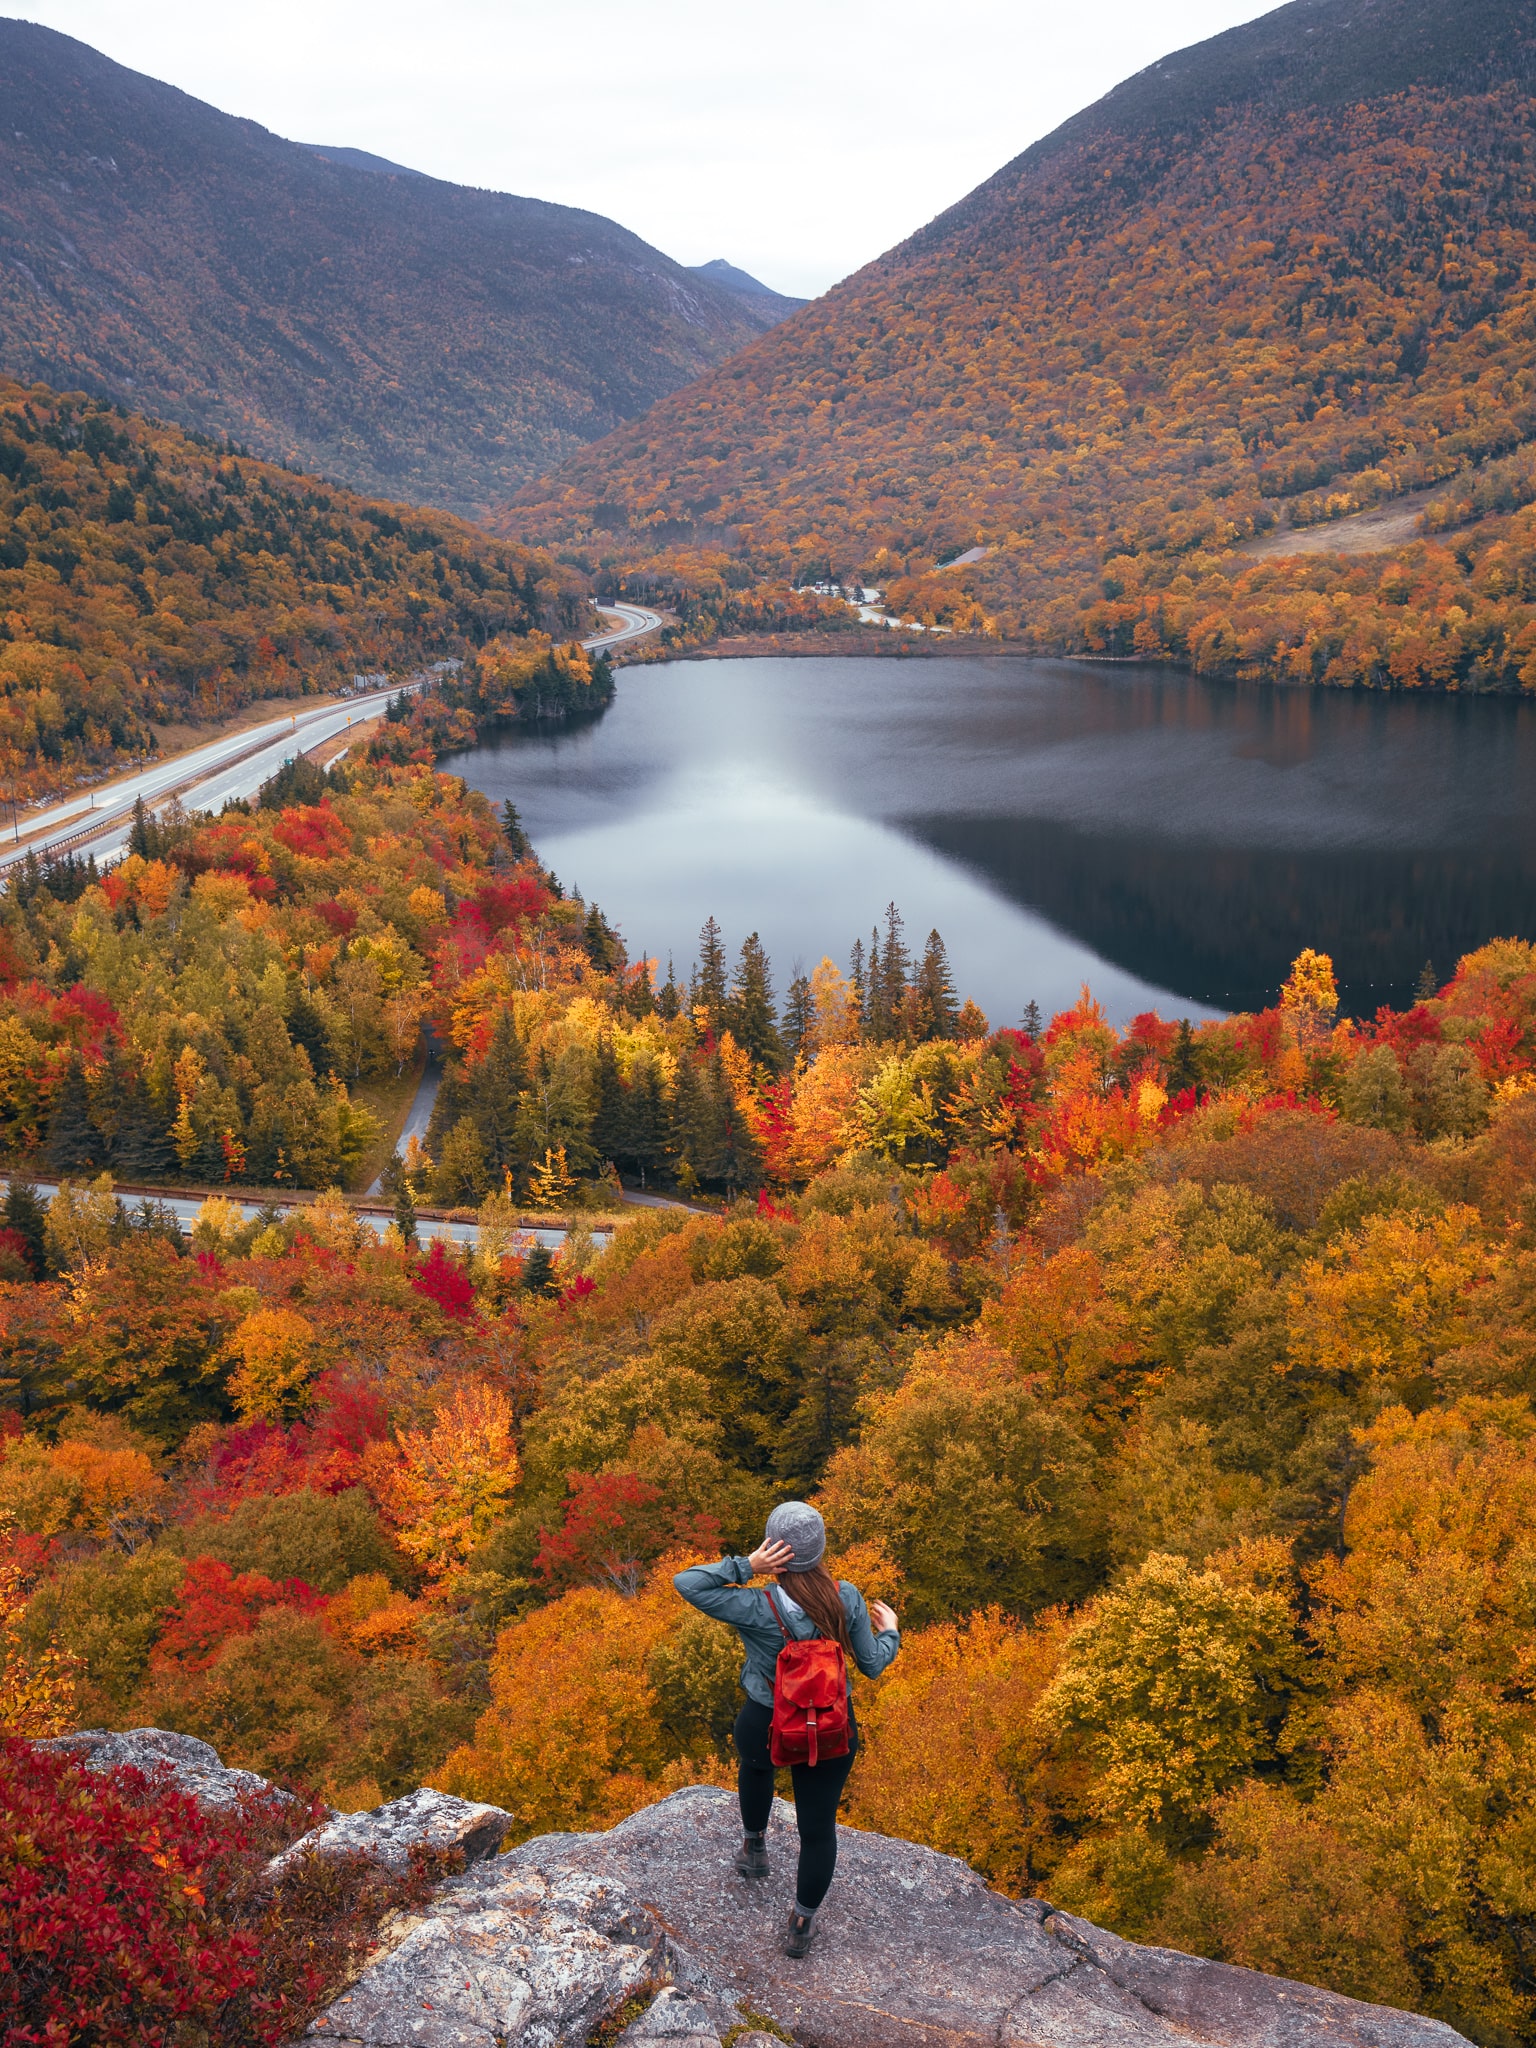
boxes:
[1,1738,273,2044]
[0,1739,455,2047]
[409,1238,476,1320]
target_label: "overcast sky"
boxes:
[18,0,1279,296]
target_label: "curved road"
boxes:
[587,601,663,652]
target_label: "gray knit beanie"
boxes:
[764,1500,826,1573]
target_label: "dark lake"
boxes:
[438,654,1536,1028]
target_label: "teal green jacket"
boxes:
[674,1555,901,1709]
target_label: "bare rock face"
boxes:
[37,1727,281,1811]
[49,1736,1472,2048]
[269,1787,512,1879]
[501,1786,1471,2048]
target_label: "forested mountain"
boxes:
[0,21,791,517]
[508,0,1536,691]
[0,378,587,787]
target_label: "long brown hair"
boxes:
[776,1562,853,1654]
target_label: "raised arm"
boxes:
[673,1554,764,1629]
[674,1539,797,1628]
[844,1584,901,1679]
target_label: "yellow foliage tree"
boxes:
[227,1306,316,1423]
[383,1379,521,1583]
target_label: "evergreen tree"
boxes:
[657,958,682,1022]
[287,984,332,1076]
[111,1062,177,1181]
[1167,1018,1199,1096]
[783,969,814,1063]
[2,1177,47,1275]
[522,1243,557,1295]
[1021,999,1043,1038]
[725,933,785,1073]
[392,1164,419,1248]
[694,916,728,1029]
[583,903,623,973]
[620,1053,667,1186]
[590,1034,627,1164]
[476,1012,528,1178]
[667,1053,717,1186]
[425,1058,471,1160]
[848,937,867,1015]
[127,795,159,860]
[708,1050,762,1194]
[877,902,912,1041]
[1416,960,1439,1000]
[624,960,656,1018]
[502,800,532,858]
[47,1054,101,1174]
[914,929,960,1041]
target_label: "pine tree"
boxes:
[583,903,622,973]
[590,1034,627,1163]
[657,958,682,1022]
[1021,999,1043,1038]
[522,1243,557,1295]
[848,937,866,1014]
[393,1169,419,1247]
[725,933,785,1073]
[127,794,161,860]
[877,903,912,1041]
[425,1059,472,1159]
[2,1177,47,1274]
[694,916,728,1029]
[47,1054,100,1174]
[913,929,960,1041]
[476,1011,528,1176]
[624,961,656,1018]
[1167,1018,1199,1095]
[783,969,814,1062]
[502,800,532,859]
[620,1053,667,1186]
[1416,960,1439,1000]
[667,1053,718,1186]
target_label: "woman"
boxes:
[674,1500,900,1958]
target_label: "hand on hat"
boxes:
[748,1538,796,1576]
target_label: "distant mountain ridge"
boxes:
[688,257,806,320]
[0,20,796,516]
[506,0,1536,694]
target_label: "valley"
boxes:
[7,5,1536,2047]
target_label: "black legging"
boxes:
[734,1698,858,1911]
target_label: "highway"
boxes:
[0,1177,596,1252]
[0,675,424,873]
[0,602,661,873]
[587,601,663,651]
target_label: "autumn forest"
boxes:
[9,0,1536,2043]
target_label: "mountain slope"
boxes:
[0,377,584,785]
[0,21,792,517]
[508,0,1536,690]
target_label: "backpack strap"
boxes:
[765,1585,794,1643]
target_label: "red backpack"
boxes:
[766,1586,851,1768]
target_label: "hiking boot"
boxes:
[735,1834,769,1879]
[782,1908,815,1958]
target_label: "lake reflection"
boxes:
[438,656,1536,1025]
